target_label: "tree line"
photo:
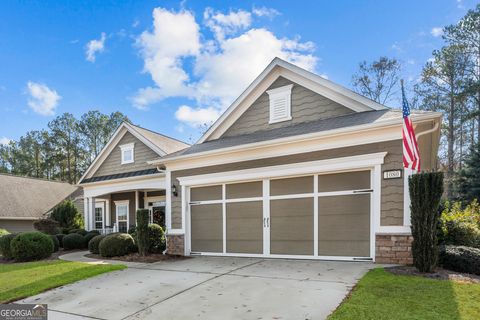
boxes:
[352,5,480,200]
[0,111,129,184]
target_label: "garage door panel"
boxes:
[226,201,263,254]
[270,176,313,196]
[270,198,314,255]
[318,171,370,192]
[226,181,262,199]
[318,194,370,257]
[191,204,223,253]
[191,186,222,201]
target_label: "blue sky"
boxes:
[0,0,477,144]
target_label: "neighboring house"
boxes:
[79,58,441,264]
[0,173,81,232]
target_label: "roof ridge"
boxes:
[129,123,190,146]
[0,172,74,185]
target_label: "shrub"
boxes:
[50,200,83,229]
[0,229,9,236]
[409,172,444,273]
[0,234,17,260]
[88,235,106,254]
[56,234,65,247]
[84,231,101,246]
[99,233,136,257]
[439,200,480,248]
[50,235,59,252]
[148,224,166,253]
[439,245,480,275]
[136,209,149,256]
[10,232,54,261]
[63,233,86,250]
[33,218,60,235]
[69,228,88,236]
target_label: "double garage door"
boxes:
[189,170,372,259]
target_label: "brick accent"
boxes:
[166,234,185,255]
[375,234,413,265]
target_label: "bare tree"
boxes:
[352,57,401,105]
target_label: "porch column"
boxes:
[88,197,95,231]
[105,199,111,227]
[83,197,89,230]
[135,191,139,213]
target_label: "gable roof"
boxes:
[0,174,79,219]
[78,122,189,183]
[197,57,388,143]
[155,109,442,162]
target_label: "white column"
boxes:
[165,170,172,230]
[88,197,95,231]
[83,197,89,230]
[135,191,139,212]
[403,168,413,226]
[105,199,111,227]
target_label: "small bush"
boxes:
[69,228,87,236]
[63,233,86,250]
[33,218,60,235]
[10,232,54,261]
[50,200,83,229]
[439,245,480,275]
[99,233,136,257]
[0,234,17,260]
[88,235,106,254]
[0,229,9,236]
[136,209,149,256]
[50,235,59,252]
[84,231,100,246]
[56,234,65,247]
[439,200,480,248]
[148,224,166,253]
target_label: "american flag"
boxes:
[402,81,420,172]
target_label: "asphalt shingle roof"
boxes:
[80,168,158,184]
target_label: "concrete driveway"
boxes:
[20,256,373,320]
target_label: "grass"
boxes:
[0,260,126,303]
[328,268,480,320]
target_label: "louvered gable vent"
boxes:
[267,84,293,124]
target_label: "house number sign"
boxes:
[383,170,402,179]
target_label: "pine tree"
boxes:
[458,142,480,202]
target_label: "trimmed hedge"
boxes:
[439,245,480,275]
[84,231,101,246]
[33,218,60,235]
[136,209,149,256]
[88,235,106,254]
[99,233,136,257]
[148,224,166,253]
[63,233,86,250]
[50,235,59,252]
[10,232,54,261]
[0,234,17,260]
[56,234,65,247]
[69,228,88,236]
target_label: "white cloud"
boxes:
[175,105,221,127]
[252,7,280,19]
[26,81,61,116]
[133,6,318,127]
[431,27,443,37]
[85,32,106,62]
[0,137,11,145]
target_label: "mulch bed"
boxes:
[386,265,480,284]
[85,252,188,263]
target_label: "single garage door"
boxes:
[189,170,372,259]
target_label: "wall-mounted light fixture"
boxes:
[172,184,178,197]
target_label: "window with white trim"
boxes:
[267,84,293,124]
[120,143,134,164]
[94,207,103,229]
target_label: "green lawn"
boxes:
[329,268,480,320]
[0,260,126,303]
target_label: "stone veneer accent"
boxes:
[166,234,185,255]
[375,234,413,265]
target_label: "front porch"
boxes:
[82,175,167,234]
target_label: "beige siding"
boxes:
[0,219,35,233]
[92,132,159,178]
[221,77,354,138]
[171,139,428,229]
